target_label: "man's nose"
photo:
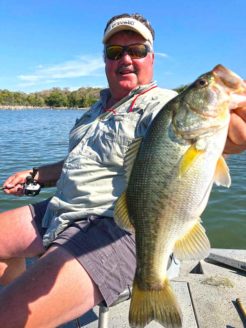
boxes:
[120,51,133,63]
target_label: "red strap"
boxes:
[105,85,157,114]
[104,108,117,114]
[128,85,157,112]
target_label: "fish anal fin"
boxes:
[214,156,231,187]
[129,278,182,328]
[114,191,135,232]
[174,219,210,260]
[179,145,204,178]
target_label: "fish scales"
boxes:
[114,64,246,328]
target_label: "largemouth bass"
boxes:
[114,65,246,328]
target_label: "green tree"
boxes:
[45,89,68,107]
[0,89,15,105]
[27,94,45,107]
[67,91,79,108]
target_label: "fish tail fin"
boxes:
[129,278,182,328]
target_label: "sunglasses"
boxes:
[105,43,151,60]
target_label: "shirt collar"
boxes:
[100,81,157,110]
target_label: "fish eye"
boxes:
[196,78,208,87]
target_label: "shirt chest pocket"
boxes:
[82,112,141,167]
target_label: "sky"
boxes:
[0,0,245,93]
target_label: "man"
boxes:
[0,13,245,327]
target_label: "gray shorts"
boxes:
[29,199,136,306]
[29,199,179,306]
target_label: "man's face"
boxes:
[104,31,154,100]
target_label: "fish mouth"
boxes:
[172,100,229,140]
[172,123,224,140]
[213,65,246,94]
[184,100,219,119]
[213,65,246,108]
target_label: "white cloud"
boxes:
[155,52,169,58]
[18,55,105,87]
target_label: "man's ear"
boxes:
[151,52,155,63]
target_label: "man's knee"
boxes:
[0,258,26,286]
[0,205,44,258]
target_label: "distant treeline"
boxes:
[0,85,187,109]
[0,87,102,108]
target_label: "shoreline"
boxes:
[0,105,87,110]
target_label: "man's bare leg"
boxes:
[0,245,103,328]
[0,205,45,285]
[0,258,26,286]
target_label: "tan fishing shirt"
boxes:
[42,82,177,246]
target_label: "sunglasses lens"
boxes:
[127,44,148,59]
[106,46,123,60]
[106,44,149,60]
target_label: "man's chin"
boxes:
[118,79,138,91]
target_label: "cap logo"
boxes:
[110,19,135,29]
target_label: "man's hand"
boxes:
[1,160,64,196]
[2,170,32,196]
[224,105,246,154]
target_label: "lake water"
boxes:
[0,109,245,249]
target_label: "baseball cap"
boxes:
[103,17,154,45]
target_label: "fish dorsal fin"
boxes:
[114,191,135,232]
[124,138,142,183]
[174,219,210,260]
[214,156,231,187]
[179,145,205,178]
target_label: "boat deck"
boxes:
[61,248,246,328]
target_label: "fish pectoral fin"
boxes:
[214,156,231,187]
[174,219,210,260]
[114,191,135,232]
[179,145,205,178]
[129,278,182,328]
[124,138,142,183]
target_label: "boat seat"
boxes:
[74,286,132,328]
[97,286,132,328]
